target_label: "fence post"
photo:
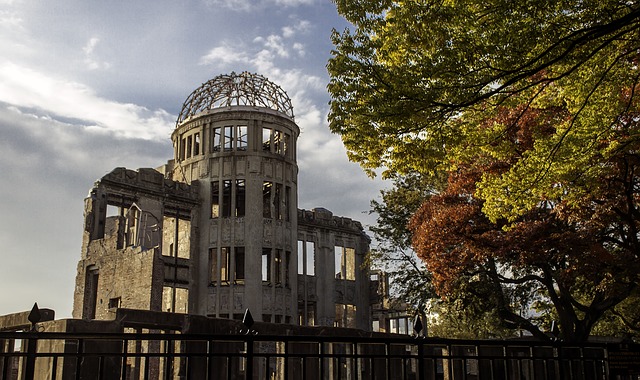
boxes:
[23,303,42,380]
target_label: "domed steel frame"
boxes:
[176,72,294,125]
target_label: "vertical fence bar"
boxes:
[121,338,129,380]
[386,342,391,380]
[417,342,424,380]
[245,337,253,380]
[51,355,58,380]
[23,336,37,380]
[354,342,359,380]
[75,338,83,380]
[284,340,289,380]
[320,341,325,380]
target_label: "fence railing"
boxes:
[1,330,638,380]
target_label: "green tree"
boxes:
[328,0,640,221]
[329,0,640,342]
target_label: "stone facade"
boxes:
[72,72,375,329]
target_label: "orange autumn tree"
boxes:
[409,106,640,343]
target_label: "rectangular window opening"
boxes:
[224,126,233,151]
[262,127,272,152]
[194,132,200,155]
[235,247,245,283]
[212,127,221,152]
[306,241,315,276]
[262,248,271,282]
[297,240,304,275]
[238,125,248,150]
[186,135,193,159]
[274,130,283,155]
[222,180,232,217]
[263,181,272,218]
[211,181,220,218]
[220,247,230,282]
[235,179,246,217]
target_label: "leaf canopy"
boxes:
[328,0,640,220]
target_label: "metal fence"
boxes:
[0,330,638,380]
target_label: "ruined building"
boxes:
[72,72,375,330]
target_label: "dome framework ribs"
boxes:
[177,72,294,125]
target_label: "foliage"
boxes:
[330,0,640,343]
[328,0,640,221]
[367,173,438,309]
[408,127,640,342]
[369,174,515,339]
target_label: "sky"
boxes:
[0,0,387,318]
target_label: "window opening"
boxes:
[335,246,343,279]
[238,125,248,150]
[194,132,200,155]
[211,181,220,218]
[186,135,193,158]
[180,138,186,161]
[262,248,271,282]
[306,241,315,276]
[223,126,233,151]
[263,182,272,218]
[235,179,246,217]
[220,247,230,282]
[212,127,221,152]
[334,304,357,328]
[235,247,245,283]
[297,240,304,275]
[274,130,283,154]
[222,180,232,217]
[262,127,271,152]
[335,246,356,280]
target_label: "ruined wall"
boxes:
[72,168,199,320]
[297,208,372,330]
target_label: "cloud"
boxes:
[199,44,251,66]
[82,37,111,71]
[202,0,314,11]
[0,62,174,140]
[263,35,289,58]
[282,19,312,38]
[0,104,172,316]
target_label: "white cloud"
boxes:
[0,62,173,140]
[275,0,314,6]
[293,42,305,57]
[282,19,312,38]
[83,37,99,55]
[82,37,111,71]
[264,35,289,58]
[199,44,251,67]
[202,0,314,11]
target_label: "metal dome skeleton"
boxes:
[176,72,294,125]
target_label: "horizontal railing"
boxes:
[0,330,635,380]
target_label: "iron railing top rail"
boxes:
[0,330,616,349]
